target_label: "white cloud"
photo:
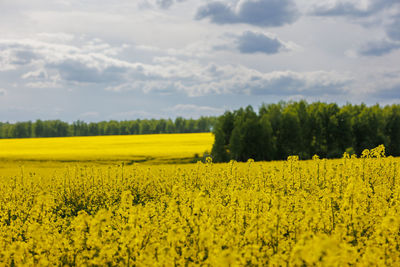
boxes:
[169,104,224,113]
[22,68,48,80]
[22,67,62,88]
[0,50,17,71]
[166,104,225,118]
[36,32,75,43]
[110,110,160,120]
[0,36,136,87]
[106,58,351,97]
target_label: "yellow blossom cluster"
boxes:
[0,145,399,265]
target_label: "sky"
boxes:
[0,0,400,122]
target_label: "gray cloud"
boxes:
[312,2,375,18]
[0,36,352,100]
[11,50,38,65]
[0,88,7,96]
[359,39,400,56]
[147,0,186,9]
[312,1,400,57]
[240,71,350,96]
[236,31,287,54]
[386,19,400,41]
[54,60,128,84]
[374,84,400,99]
[195,0,299,27]
[156,0,174,9]
[0,44,39,71]
[311,0,400,41]
[312,0,399,18]
[196,2,237,24]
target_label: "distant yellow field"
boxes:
[0,133,214,163]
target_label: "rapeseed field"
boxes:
[0,139,399,266]
[0,133,213,164]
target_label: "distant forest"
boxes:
[3,101,400,162]
[0,117,217,138]
[211,101,400,162]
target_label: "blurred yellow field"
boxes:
[0,133,214,164]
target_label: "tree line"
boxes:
[0,117,217,139]
[211,101,400,162]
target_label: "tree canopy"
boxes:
[211,101,400,162]
[0,117,216,139]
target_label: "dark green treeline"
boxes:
[212,101,400,162]
[0,117,216,139]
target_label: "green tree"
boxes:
[34,120,44,137]
[385,105,400,156]
[211,111,234,162]
[229,106,266,161]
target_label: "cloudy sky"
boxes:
[1,0,400,122]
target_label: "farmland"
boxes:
[0,132,214,164]
[0,135,399,265]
